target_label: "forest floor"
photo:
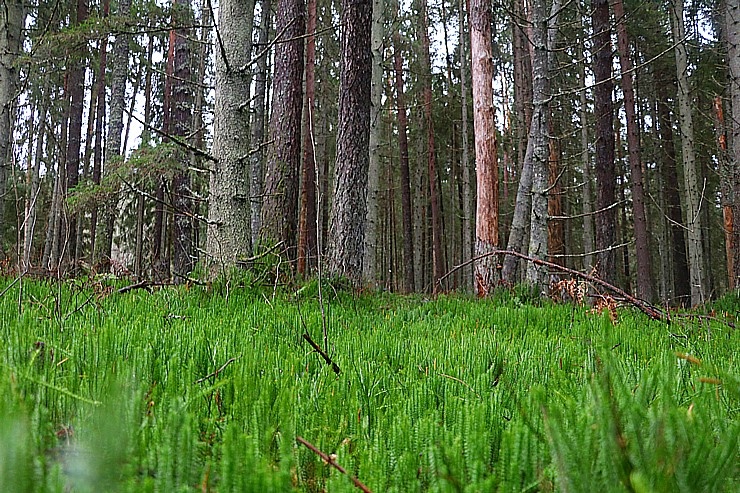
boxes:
[1,276,738,492]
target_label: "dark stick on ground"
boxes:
[296,435,373,493]
[302,332,341,374]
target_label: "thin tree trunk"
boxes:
[671,0,705,305]
[591,0,617,284]
[714,95,733,289]
[23,88,48,271]
[298,0,319,276]
[459,0,472,292]
[577,16,594,273]
[361,0,383,285]
[613,0,653,301]
[326,0,372,282]
[250,0,271,250]
[90,3,109,263]
[727,0,740,289]
[207,0,255,275]
[470,0,499,296]
[392,11,415,293]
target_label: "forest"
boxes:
[0,0,738,303]
[1,0,740,490]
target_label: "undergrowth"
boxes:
[0,277,737,492]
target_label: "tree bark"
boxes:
[470,0,499,296]
[727,0,740,289]
[326,0,372,282]
[459,0,473,292]
[298,0,318,276]
[525,0,551,291]
[591,0,617,284]
[577,16,595,273]
[260,0,305,257]
[361,0,384,286]
[207,0,255,275]
[671,0,705,305]
[613,0,653,301]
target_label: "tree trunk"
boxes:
[23,87,48,271]
[591,0,617,284]
[459,0,473,292]
[577,17,595,273]
[207,0,255,275]
[613,0,653,301]
[170,0,195,280]
[727,0,740,289]
[0,0,23,253]
[392,11,415,293]
[298,0,318,276]
[671,0,705,305]
[470,0,499,296]
[260,0,305,257]
[326,0,372,282]
[90,1,109,265]
[362,0,384,286]
[250,0,271,250]
[525,0,551,291]
[714,95,733,290]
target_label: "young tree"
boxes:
[260,0,305,256]
[207,0,256,274]
[326,0,372,282]
[470,0,499,296]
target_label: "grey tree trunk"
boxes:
[23,93,48,271]
[207,0,255,275]
[0,0,23,250]
[577,17,594,273]
[326,0,372,282]
[363,0,384,286]
[671,0,705,305]
[525,0,551,291]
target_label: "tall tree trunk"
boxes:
[714,95,733,289]
[470,0,499,296]
[326,0,372,282]
[23,88,48,271]
[512,0,532,172]
[298,0,318,276]
[591,0,617,284]
[727,0,740,289]
[0,0,23,252]
[613,0,653,301]
[260,0,305,257]
[459,0,473,292]
[671,0,705,305]
[90,1,109,264]
[64,0,89,272]
[419,0,445,292]
[525,0,551,290]
[578,17,595,273]
[170,0,195,280]
[362,0,383,285]
[250,0,271,250]
[207,0,255,275]
[392,10,415,293]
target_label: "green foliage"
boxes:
[0,278,737,491]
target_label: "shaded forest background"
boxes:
[1,0,740,306]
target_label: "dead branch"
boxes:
[302,332,341,375]
[196,357,239,384]
[296,435,373,493]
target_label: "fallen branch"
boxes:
[296,435,372,493]
[196,357,239,384]
[443,249,667,323]
[302,332,341,375]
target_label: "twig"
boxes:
[195,357,239,384]
[302,332,341,375]
[296,436,373,493]
[438,372,481,399]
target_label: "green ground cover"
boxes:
[1,277,738,492]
